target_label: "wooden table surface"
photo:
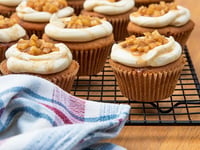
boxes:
[106,0,200,149]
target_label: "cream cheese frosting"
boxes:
[0,0,22,7]
[0,24,26,43]
[111,36,182,67]
[130,6,190,28]
[16,1,74,23]
[83,0,135,15]
[5,43,72,74]
[44,15,113,42]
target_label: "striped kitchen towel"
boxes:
[0,74,130,150]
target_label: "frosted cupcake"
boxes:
[0,34,79,92]
[127,1,195,46]
[43,15,114,76]
[67,0,84,15]
[0,0,22,17]
[135,0,173,7]
[109,31,185,102]
[81,0,136,41]
[11,0,74,38]
[0,15,27,62]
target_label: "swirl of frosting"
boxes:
[0,24,26,43]
[130,6,190,27]
[16,1,74,23]
[83,0,135,15]
[0,0,22,7]
[5,43,72,74]
[111,36,182,67]
[44,15,113,42]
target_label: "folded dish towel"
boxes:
[0,74,130,150]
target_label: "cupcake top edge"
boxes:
[0,15,26,43]
[83,0,135,15]
[0,0,22,7]
[130,2,190,27]
[44,15,113,42]
[5,34,73,74]
[110,30,182,68]
[16,0,74,23]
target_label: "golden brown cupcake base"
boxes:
[68,0,84,15]
[43,34,114,76]
[11,13,47,38]
[0,60,79,92]
[135,0,174,7]
[109,55,185,102]
[0,4,16,17]
[81,8,137,42]
[127,20,195,46]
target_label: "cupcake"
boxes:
[0,15,27,62]
[81,0,136,41]
[0,0,22,17]
[109,30,185,102]
[11,0,74,38]
[0,34,79,92]
[43,15,114,76]
[135,0,173,7]
[67,0,84,15]
[127,1,195,46]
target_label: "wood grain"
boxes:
[105,0,200,149]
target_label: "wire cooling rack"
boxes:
[71,47,200,125]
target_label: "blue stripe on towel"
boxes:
[0,87,124,123]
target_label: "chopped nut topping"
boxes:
[17,34,59,56]
[65,15,102,29]
[120,30,168,53]
[0,15,16,29]
[132,1,178,17]
[27,0,67,13]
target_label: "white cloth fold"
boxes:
[0,74,130,150]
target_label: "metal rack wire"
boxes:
[71,47,200,125]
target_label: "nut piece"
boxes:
[27,0,67,13]
[132,2,177,17]
[65,15,102,29]
[17,34,59,56]
[120,30,168,53]
[0,15,16,29]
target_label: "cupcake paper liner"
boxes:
[68,0,84,15]
[26,30,44,38]
[43,33,114,76]
[11,13,46,38]
[0,60,79,92]
[0,44,9,62]
[71,44,112,76]
[127,20,195,46]
[0,42,16,62]
[109,56,185,102]
[107,16,130,42]
[0,5,16,17]
[0,11,14,18]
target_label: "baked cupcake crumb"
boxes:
[17,34,59,55]
[120,30,168,53]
